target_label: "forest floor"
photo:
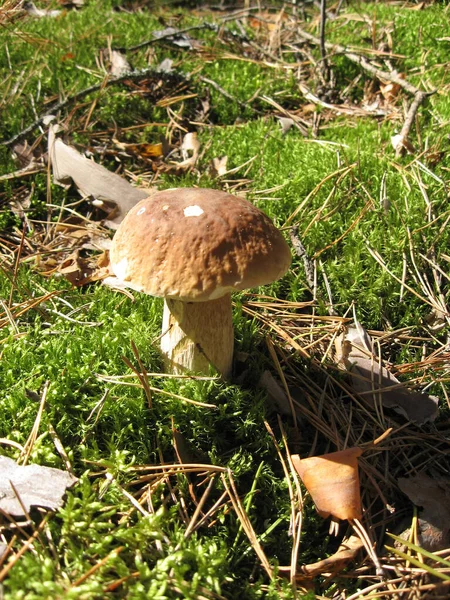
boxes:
[1,1,450,598]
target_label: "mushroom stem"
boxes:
[161,294,234,378]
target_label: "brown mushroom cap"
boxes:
[110,188,291,302]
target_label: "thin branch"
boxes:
[199,75,261,114]
[2,68,184,148]
[296,27,431,97]
[394,90,429,157]
[295,26,435,152]
[113,23,218,53]
[319,0,329,81]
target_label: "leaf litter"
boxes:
[1,1,450,597]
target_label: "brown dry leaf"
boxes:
[248,10,289,32]
[379,80,403,103]
[114,139,164,160]
[398,473,450,551]
[300,535,364,577]
[56,249,111,287]
[155,132,200,174]
[292,448,363,521]
[48,126,150,227]
[335,320,439,423]
[0,455,77,517]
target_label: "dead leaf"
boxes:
[157,58,174,73]
[155,132,200,175]
[48,126,150,226]
[59,0,84,7]
[379,80,402,103]
[180,132,200,162]
[259,370,292,417]
[56,250,111,287]
[152,27,195,49]
[114,139,164,160]
[398,473,450,551]
[335,320,439,423]
[248,10,289,32]
[0,455,77,517]
[278,117,294,135]
[391,134,415,155]
[292,448,363,521]
[24,1,60,18]
[210,156,228,178]
[110,50,132,78]
[300,535,364,576]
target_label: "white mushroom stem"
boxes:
[160,294,234,378]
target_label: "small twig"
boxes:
[319,0,329,81]
[198,75,259,114]
[114,24,218,53]
[295,26,435,150]
[2,68,186,148]
[289,226,315,289]
[394,91,429,157]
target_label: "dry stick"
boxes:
[2,67,183,148]
[114,23,218,53]
[394,91,430,157]
[199,75,261,114]
[319,0,329,81]
[295,27,436,151]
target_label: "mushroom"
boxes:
[109,188,291,378]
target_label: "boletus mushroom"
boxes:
[110,188,291,378]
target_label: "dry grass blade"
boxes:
[0,515,50,583]
[284,163,356,226]
[97,373,218,409]
[71,546,125,588]
[241,295,450,595]
[20,381,49,466]
[265,418,303,587]
[221,470,273,580]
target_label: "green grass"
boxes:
[1,1,450,598]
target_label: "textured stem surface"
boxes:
[161,294,234,378]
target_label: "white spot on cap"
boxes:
[136,207,146,216]
[113,257,128,281]
[162,204,169,211]
[184,205,204,217]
